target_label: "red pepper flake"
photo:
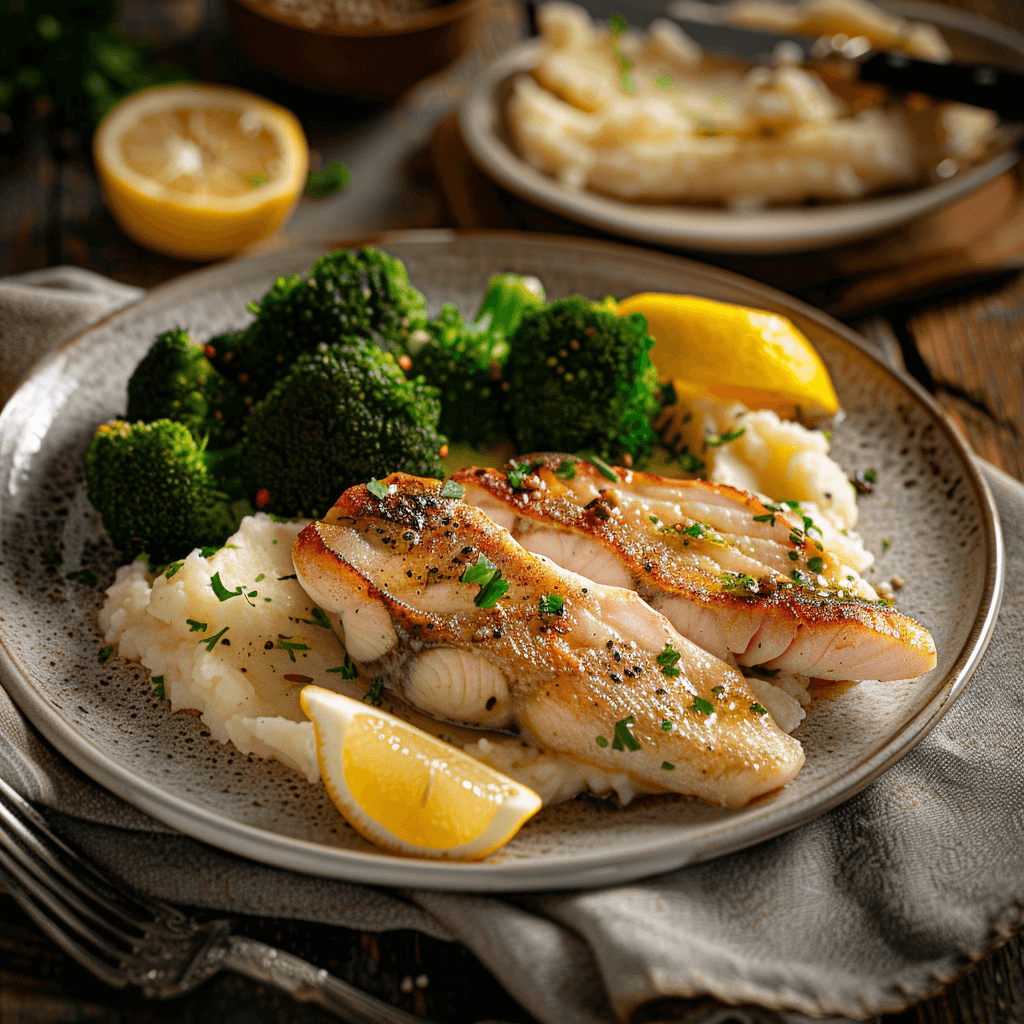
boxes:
[256,488,271,509]
[398,354,413,372]
[284,674,313,684]
[204,344,216,358]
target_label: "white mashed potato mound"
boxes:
[659,394,877,600]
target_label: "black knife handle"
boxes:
[859,52,1023,120]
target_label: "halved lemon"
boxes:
[300,686,542,860]
[93,84,309,261]
[618,292,840,422]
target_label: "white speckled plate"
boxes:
[458,2,1024,254]
[0,230,1002,891]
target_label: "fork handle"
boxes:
[221,936,428,1024]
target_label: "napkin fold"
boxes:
[3,268,1024,1024]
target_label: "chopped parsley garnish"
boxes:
[164,561,184,580]
[199,626,229,652]
[883,538,891,550]
[657,643,682,678]
[719,572,757,594]
[151,675,165,698]
[608,11,627,34]
[305,159,352,198]
[782,499,800,509]
[201,545,228,558]
[507,459,541,489]
[705,427,745,447]
[210,572,256,605]
[611,715,641,752]
[578,452,618,481]
[655,73,673,89]
[788,550,800,561]
[661,761,675,771]
[681,522,706,539]
[67,569,104,590]
[98,645,115,662]
[246,173,268,187]
[669,447,705,474]
[823,429,832,442]
[439,479,465,499]
[753,512,776,526]
[460,554,508,609]
[791,568,814,587]
[327,654,358,679]
[367,478,388,500]
[277,637,311,662]
[254,574,265,583]
[661,719,674,731]
[555,459,578,481]
[539,593,564,616]
[750,703,768,716]
[596,735,609,748]
[363,678,384,707]
[690,696,714,715]
[711,685,725,695]
[308,607,332,629]
[186,618,208,633]
[807,556,825,574]
[649,515,659,524]
[864,468,877,483]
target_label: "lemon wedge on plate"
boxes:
[300,686,542,860]
[617,293,840,422]
[93,84,308,261]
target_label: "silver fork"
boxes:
[0,774,445,1024]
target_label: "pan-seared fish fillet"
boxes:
[292,474,804,808]
[452,455,936,682]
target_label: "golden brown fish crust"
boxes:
[452,455,936,681]
[293,473,805,808]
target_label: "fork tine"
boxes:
[0,777,178,929]
[0,841,130,968]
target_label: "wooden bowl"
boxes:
[223,0,483,99]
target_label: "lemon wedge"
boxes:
[93,84,308,261]
[300,686,542,860]
[617,293,840,422]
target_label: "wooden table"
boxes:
[2,0,1024,1021]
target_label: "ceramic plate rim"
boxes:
[457,2,1024,254]
[0,229,1004,891]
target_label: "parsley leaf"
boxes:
[507,459,541,489]
[151,675,165,699]
[555,459,577,481]
[363,678,384,707]
[578,452,618,481]
[719,572,757,594]
[439,479,465,499]
[98,645,115,663]
[186,618,208,633]
[308,607,332,629]
[305,160,352,198]
[596,735,609,748]
[753,512,776,526]
[750,703,768,716]
[807,556,825,574]
[661,719,673,731]
[199,626,229,652]
[277,638,311,662]
[327,654,358,679]
[367,478,388,500]
[611,715,641,752]
[690,696,714,715]
[460,554,508,609]
[164,561,184,580]
[539,593,564,616]
[661,761,675,770]
[656,643,682,678]
[210,572,247,603]
[705,427,745,447]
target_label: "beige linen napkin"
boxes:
[3,268,1024,1024]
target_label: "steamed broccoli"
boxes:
[126,327,237,445]
[241,339,446,519]
[207,247,428,406]
[504,296,660,464]
[408,274,544,447]
[85,420,243,564]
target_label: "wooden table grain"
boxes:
[2,0,1023,1021]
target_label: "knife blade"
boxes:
[563,0,1023,119]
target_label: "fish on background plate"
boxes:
[292,474,805,809]
[453,455,937,682]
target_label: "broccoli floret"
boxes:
[207,247,428,403]
[85,420,243,564]
[126,328,223,442]
[241,339,446,519]
[504,296,660,464]
[408,274,545,447]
